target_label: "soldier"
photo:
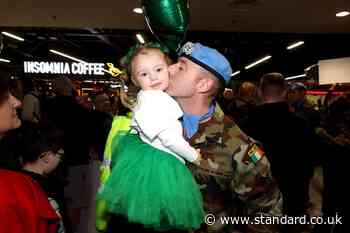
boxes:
[167,42,282,233]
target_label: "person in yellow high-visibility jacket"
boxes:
[95,83,136,232]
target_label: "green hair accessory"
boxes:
[120,42,170,71]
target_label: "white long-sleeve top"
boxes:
[130,90,198,164]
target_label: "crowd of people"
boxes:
[0,41,349,233]
[218,77,349,233]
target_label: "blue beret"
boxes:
[178,42,232,86]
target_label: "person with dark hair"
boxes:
[43,77,99,233]
[0,75,23,170]
[313,96,349,233]
[245,73,316,232]
[0,73,21,136]
[288,82,320,128]
[19,123,66,233]
[0,72,60,233]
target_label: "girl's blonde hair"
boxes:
[120,42,171,79]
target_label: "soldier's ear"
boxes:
[196,77,214,93]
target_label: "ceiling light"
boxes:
[231,71,241,77]
[287,41,304,50]
[0,58,11,63]
[136,34,145,44]
[336,11,350,17]
[1,31,25,41]
[285,74,306,80]
[49,49,87,63]
[305,64,317,72]
[133,8,143,14]
[245,55,272,70]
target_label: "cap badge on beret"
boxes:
[180,42,195,56]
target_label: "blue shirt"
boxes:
[182,104,215,139]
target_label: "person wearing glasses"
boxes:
[19,123,66,233]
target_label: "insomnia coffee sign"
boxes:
[23,61,105,76]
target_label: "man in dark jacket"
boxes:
[244,73,315,223]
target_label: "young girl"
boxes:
[98,43,204,231]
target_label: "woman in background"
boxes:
[0,71,60,233]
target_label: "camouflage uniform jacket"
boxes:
[188,103,282,232]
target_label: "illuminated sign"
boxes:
[105,63,123,77]
[24,61,105,75]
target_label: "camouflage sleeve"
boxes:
[230,129,282,216]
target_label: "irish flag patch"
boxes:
[247,144,264,164]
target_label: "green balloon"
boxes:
[142,0,189,52]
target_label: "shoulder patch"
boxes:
[242,143,265,165]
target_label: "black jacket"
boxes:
[244,101,316,215]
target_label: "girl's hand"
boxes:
[192,149,202,165]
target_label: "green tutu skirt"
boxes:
[98,133,204,231]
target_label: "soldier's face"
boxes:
[167,57,202,99]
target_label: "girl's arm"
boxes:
[158,128,199,163]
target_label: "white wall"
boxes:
[319,57,350,85]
